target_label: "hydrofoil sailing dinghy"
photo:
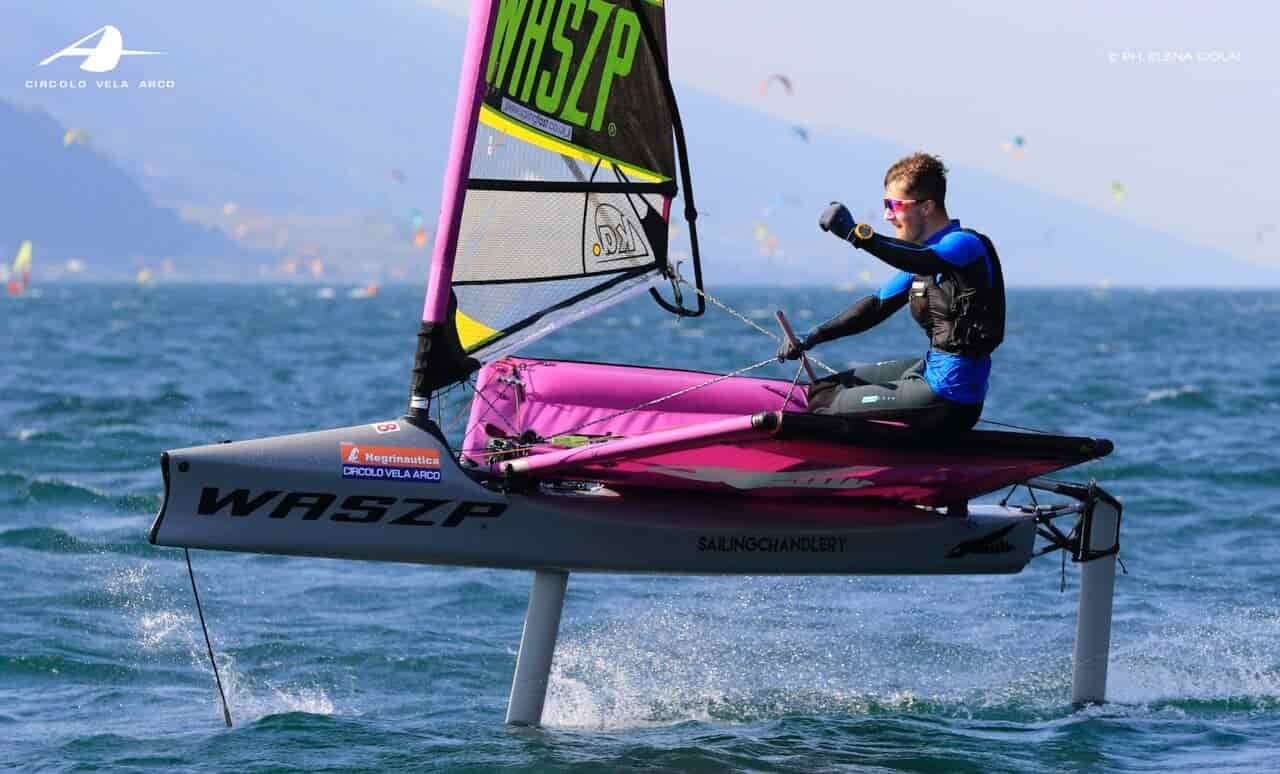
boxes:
[150,0,1122,725]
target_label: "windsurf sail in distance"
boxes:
[7,241,31,294]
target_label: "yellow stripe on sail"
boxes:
[12,241,32,274]
[456,306,500,352]
[478,104,669,184]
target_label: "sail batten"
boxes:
[458,270,662,359]
[478,103,670,183]
[467,179,673,195]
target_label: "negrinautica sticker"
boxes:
[340,443,441,483]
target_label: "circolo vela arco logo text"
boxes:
[27,25,174,90]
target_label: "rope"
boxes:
[976,417,1055,434]
[454,357,781,458]
[184,549,232,727]
[674,276,840,376]
[435,384,444,429]
[781,361,807,409]
[543,357,780,438]
[444,377,483,435]
[451,376,517,438]
[447,280,844,459]
[672,275,1070,439]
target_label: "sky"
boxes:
[422,0,1280,269]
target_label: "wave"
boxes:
[174,646,342,726]
[536,582,1280,731]
[1109,607,1280,709]
[0,652,141,682]
[1142,384,1206,405]
[0,474,160,512]
[1,527,160,558]
[98,563,350,728]
[12,427,69,443]
[540,598,1067,731]
[14,388,196,420]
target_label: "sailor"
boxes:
[777,153,1005,432]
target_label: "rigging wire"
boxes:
[184,548,233,727]
[547,357,780,438]
[448,266,960,458]
[441,270,1064,458]
[675,277,1072,439]
[457,375,518,437]
[673,275,839,375]
[781,359,807,410]
[976,417,1055,434]
[444,377,482,436]
[446,277,846,457]
[456,357,781,457]
[435,383,444,429]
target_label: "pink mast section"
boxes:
[421,0,498,324]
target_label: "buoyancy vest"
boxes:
[908,228,1005,357]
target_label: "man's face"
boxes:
[884,179,929,243]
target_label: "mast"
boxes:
[408,0,498,420]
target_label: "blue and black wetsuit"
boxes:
[805,219,1005,431]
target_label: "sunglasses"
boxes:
[883,197,923,213]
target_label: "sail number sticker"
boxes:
[340,443,442,483]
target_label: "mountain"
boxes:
[2,2,1272,287]
[0,3,466,213]
[0,101,246,275]
[672,90,1268,287]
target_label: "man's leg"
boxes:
[814,371,942,419]
[807,358,921,413]
[839,357,922,386]
[810,363,984,431]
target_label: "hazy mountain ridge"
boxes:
[0,101,247,273]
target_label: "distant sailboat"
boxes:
[6,241,32,295]
[348,283,380,299]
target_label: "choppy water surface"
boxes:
[3,284,1278,772]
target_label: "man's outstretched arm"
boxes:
[818,202,985,276]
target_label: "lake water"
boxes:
[3,284,1278,772]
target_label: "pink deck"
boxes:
[462,357,807,460]
[462,357,1095,506]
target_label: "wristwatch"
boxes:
[852,223,875,242]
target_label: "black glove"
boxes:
[776,327,817,362]
[776,338,803,362]
[818,201,857,241]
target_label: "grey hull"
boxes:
[149,419,1038,575]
